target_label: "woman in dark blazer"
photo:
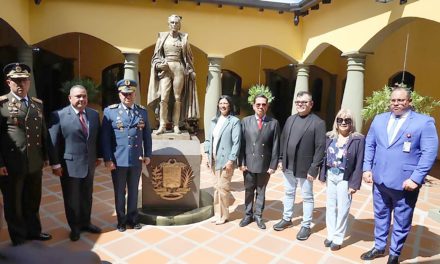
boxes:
[204,95,241,225]
[319,109,365,251]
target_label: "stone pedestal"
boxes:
[142,132,201,210]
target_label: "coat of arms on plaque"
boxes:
[151,159,195,200]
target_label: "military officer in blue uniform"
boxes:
[0,63,52,245]
[101,79,152,232]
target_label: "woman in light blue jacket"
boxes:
[204,95,241,225]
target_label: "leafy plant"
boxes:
[60,77,101,104]
[247,84,274,105]
[362,85,440,122]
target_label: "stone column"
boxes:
[204,56,223,138]
[123,52,140,104]
[18,46,36,97]
[291,64,309,114]
[341,52,367,132]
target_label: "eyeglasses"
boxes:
[255,103,267,107]
[294,101,310,105]
[121,92,134,97]
[390,98,407,103]
[336,118,352,125]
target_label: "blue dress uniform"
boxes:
[101,80,152,229]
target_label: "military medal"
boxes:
[138,119,145,130]
[30,103,35,108]
[116,120,124,131]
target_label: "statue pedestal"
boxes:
[139,132,213,225]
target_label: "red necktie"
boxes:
[258,118,263,130]
[79,111,88,137]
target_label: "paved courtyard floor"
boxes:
[0,145,439,263]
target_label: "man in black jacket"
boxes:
[273,91,326,241]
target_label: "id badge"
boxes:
[403,141,411,153]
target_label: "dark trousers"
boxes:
[0,170,42,244]
[243,171,270,218]
[111,166,142,225]
[60,171,94,233]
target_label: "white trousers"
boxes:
[325,170,352,245]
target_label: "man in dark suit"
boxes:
[48,85,102,241]
[102,79,152,232]
[361,87,438,264]
[0,63,52,245]
[273,91,326,241]
[238,95,280,230]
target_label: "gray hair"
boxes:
[168,14,182,23]
[69,85,87,95]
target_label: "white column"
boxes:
[341,52,367,132]
[123,52,140,104]
[291,64,309,114]
[204,56,223,138]
[18,46,36,97]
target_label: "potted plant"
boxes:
[362,85,440,122]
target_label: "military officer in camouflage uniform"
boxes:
[102,79,152,232]
[0,63,52,245]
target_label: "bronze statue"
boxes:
[148,14,199,134]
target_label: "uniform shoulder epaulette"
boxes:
[136,104,147,110]
[31,97,43,104]
[109,104,119,109]
[0,95,8,104]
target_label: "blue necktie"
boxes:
[388,116,400,144]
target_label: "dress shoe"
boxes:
[215,219,228,225]
[296,226,312,241]
[324,239,332,247]
[254,216,266,230]
[387,255,399,264]
[330,242,341,251]
[69,231,80,242]
[360,248,385,260]
[273,219,293,231]
[131,223,142,230]
[117,224,126,232]
[81,224,102,234]
[27,232,52,241]
[239,216,253,227]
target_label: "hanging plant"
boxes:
[361,85,440,122]
[247,84,274,105]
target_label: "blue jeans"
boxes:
[282,170,314,228]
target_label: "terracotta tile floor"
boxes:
[1,144,440,264]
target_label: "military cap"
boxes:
[3,62,31,78]
[117,79,137,93]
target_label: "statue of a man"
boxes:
[148,14,199,135]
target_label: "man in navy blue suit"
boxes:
[102,79,152,232]
[48,85,102,241]
[361,86,438,264]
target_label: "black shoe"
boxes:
[330,242,341,251]
[27,232,52,241]
[324,239,332,247]
[360,248,385,260]
[131,223,142,230]
[69,231,80,242]
[239,216,253,227]
[254,216,266,230]
[81,224,102,234]
[117,224,126,232]
[296,226,311,241]
[273,219,293,231]
[387,255,399,264]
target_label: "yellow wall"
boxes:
[12,0,300,60]
[0,0,30,42]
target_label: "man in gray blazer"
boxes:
[273,91,326,241]
[48,85,102,241]
[239,95,280,229]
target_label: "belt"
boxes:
[328,167,344,175]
